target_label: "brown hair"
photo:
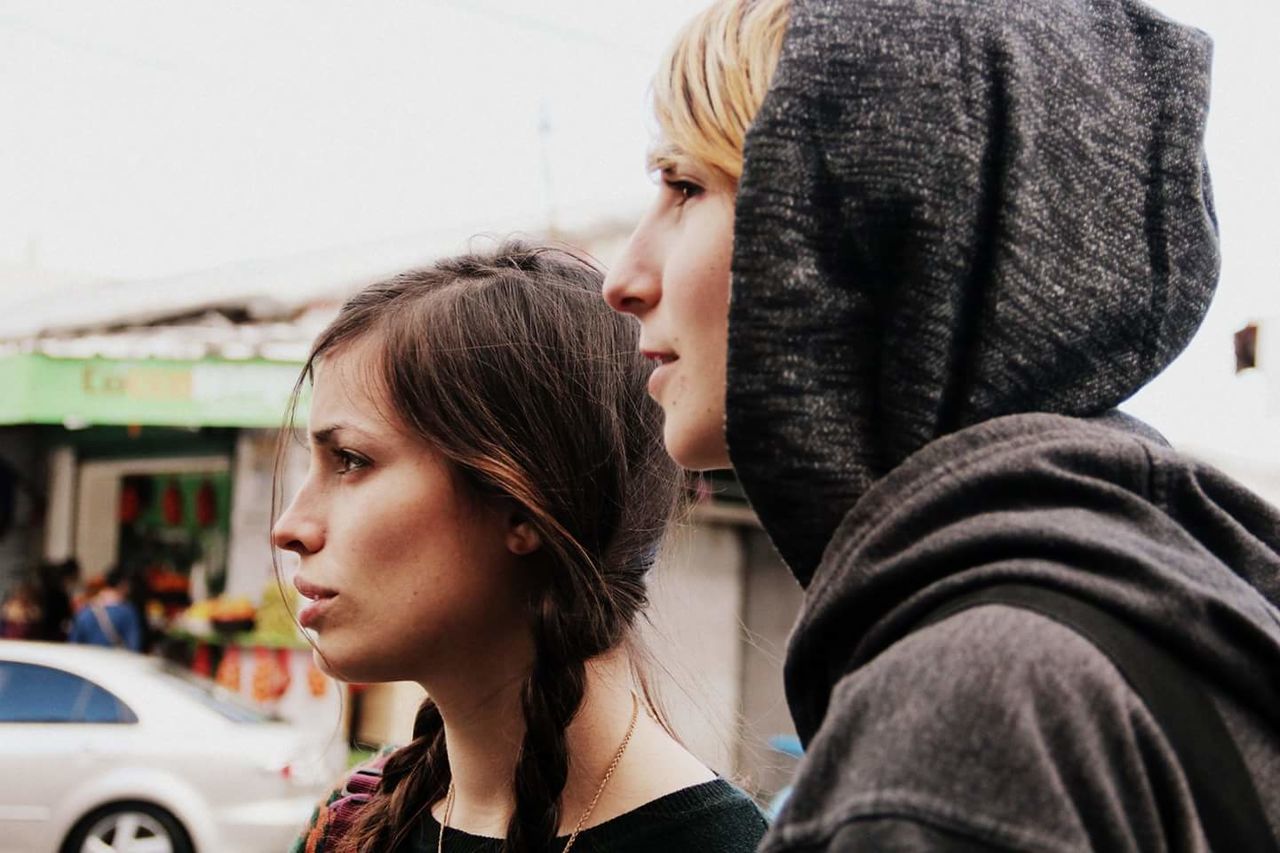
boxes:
[279,241,682,853]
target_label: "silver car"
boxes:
[0,640,346,853]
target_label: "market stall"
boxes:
[0,350,345,734]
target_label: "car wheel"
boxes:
[61,801,194,853]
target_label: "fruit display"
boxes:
[171,580,307,646]
[251,647,292,703]
[209,596,256,635]
[307,660,329,698]
[254,579,301,642]
[215,645,241,692]
[144,566,191,616]
[146,567,189,595]
[175,599,215,636]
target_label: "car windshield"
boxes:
[152,661,283,723]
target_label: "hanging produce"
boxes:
[215,645,241,693]
[118,481,140,524]
[251,646,291,703]
[195,478,218,528]
[162,478,184,526]
[192,643,213,678]
[307,661,329,698]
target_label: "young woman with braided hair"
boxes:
[274,242,767,853]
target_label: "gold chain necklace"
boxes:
[436,693,640,853]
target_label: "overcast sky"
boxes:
[1091,0,1280,460]
[0,0,699,276]
[1,0,1277,459]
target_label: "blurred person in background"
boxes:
[121,560,158,654]
[274,242,768,853]
[604,0,1280,850]
[68,564,143,652]
[33,558,78,642]
[0,578,42,640]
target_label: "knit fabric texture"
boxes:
[727,0,1219,583]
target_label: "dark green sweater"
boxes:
[410,779,767,852]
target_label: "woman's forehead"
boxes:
[311,342,396,428]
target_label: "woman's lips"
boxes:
[298,595,336,629]
[293,575,338,629]
[640,349,678,365]
[645,354,679,398]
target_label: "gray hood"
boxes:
[727,0,1220,584]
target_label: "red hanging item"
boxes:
[275,646,294,696]
[119,482,140,524]
[162,478,184,526]
[307,660,329,698]
[216,645,242,693]
[192,642,213,678]
[250,646,292,703]
[195,478,217,528]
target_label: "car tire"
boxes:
[61,800,195,853]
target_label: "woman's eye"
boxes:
[331,449,369,476]
[663,176,703,206]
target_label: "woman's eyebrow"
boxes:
[646,152,671,173]
[646,144,684,174]
[310,424,354,447]
[311,418,396,452]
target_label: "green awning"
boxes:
[0,353,308,428]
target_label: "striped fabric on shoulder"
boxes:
[290,751,394,853]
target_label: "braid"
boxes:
[505,594,592,853]
[278,241,683,852]
[340,700,450,853]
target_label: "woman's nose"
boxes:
[603,228,661,316]
[271,496,324,556]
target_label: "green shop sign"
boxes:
[0,353,309,428]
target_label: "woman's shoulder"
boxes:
[576,778,768,853]
[290,747,397,853]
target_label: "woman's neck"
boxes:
[426,650,641,838]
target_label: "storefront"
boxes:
[1,352,300,573]
[0,350,341,734]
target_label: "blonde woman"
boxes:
[605,1,1280,850]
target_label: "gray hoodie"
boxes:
[725,0,1280,849]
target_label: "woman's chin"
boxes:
[308,645,340,679]
[309,643,364,684]
[310,642,411,686]
[664,417,732,472]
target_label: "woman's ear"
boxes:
[505,514,543,556]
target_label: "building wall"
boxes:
[642,519,747,776]
[642,515,804,798]
[226,428,306,601]
[357,680,427,747]
[737,526,803,796]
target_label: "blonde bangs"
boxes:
[651,0,790,185]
